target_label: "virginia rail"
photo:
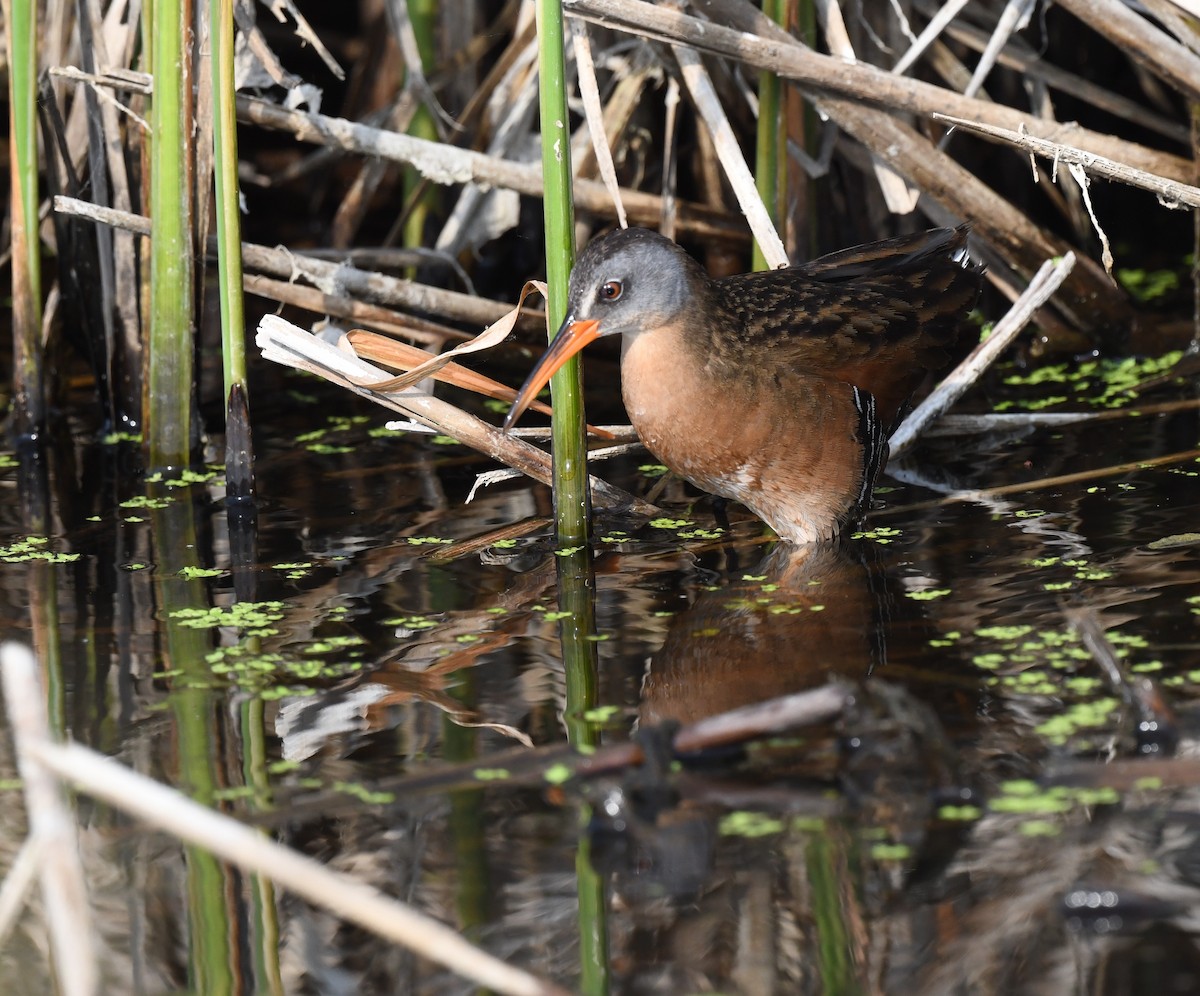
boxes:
[505,226,983,543]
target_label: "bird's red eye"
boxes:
[599,280,623,301]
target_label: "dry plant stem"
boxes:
[256,316,657,516]
[1054,0,1200,105]
[53,195,522,329]
[934,113,1200,209]
[0,834,46,946]
[673,45,789,267]
[17,740,566,996]
[564,0,1194,184]
[816,0,917,213]
[571,21,628,227]
[235,95,747,242]
[242,274,476,347]
[1,643,98,996]
[892,0,971,74]
[932,14,1188,143]
[890,252,1077,455]
[960,0,1035,100]
[696,0,1129,334]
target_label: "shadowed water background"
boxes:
[1,369,1199,994]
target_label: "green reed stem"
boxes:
[211,0,247,404]
[537,0,589,546]
[4,0,45,439]
[403,0,439,256]
[147,0,196,469]
[555,546,610,994]
[753,0,787,272]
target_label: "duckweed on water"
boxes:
[170,601,287,634]
[719,811,785,838]
[582,704,622,723]
[543,763,573,786]
[145,467,221,486]
[649,517,692,530]
[0,537,80,564]
[385,614,440,630]
[178,566,224,580]
[472,768,511,782]
[907,588,951,601]
[996,351,1184,410]
[851,525,902,544]
[333,781,396,805]
[870,843,913,861]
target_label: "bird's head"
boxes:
[504,228,703,430]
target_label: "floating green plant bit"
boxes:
[542,610,572,623]
[491,538,519,549]
[850,525,902,544]
[599,530,629,543]
[938,804,983,821]
[146,467,221,486]
[170,600,287,635]
[554,545,585,556]
[431,435,460,445]
[1013,509,1046,519]
[273,562,312,571]
[1116,266,1180,303]
[454,634,482,644]
[870,842,912,861]
[178,566,223,580]
[649,517,692,530]
[638,464,668,477]
[719,811,785,838]
[303,635,367,654]
[0,536,81,564]
[1043,581,1073,592]
[333,781,396,806]
[101,430,143,444]
[472,768,511,782]
[1035,698,1119,744]
[544,763,573,786]
[0,453,17,470]
[678,527,724,540]
[306,442,355,455]
[123,562,149,572]
[582,704,622,723]
[384,614,440,630]
[1020,820,1062,837]
[907,588,951,601]
[405,535,453,546]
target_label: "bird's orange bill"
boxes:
[503,318,601,430]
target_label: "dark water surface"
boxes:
[2,371,1200,994]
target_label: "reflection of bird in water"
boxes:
[639,542,891,728]
[507,226,983,543]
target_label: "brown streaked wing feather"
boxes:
[710,226,982,425]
